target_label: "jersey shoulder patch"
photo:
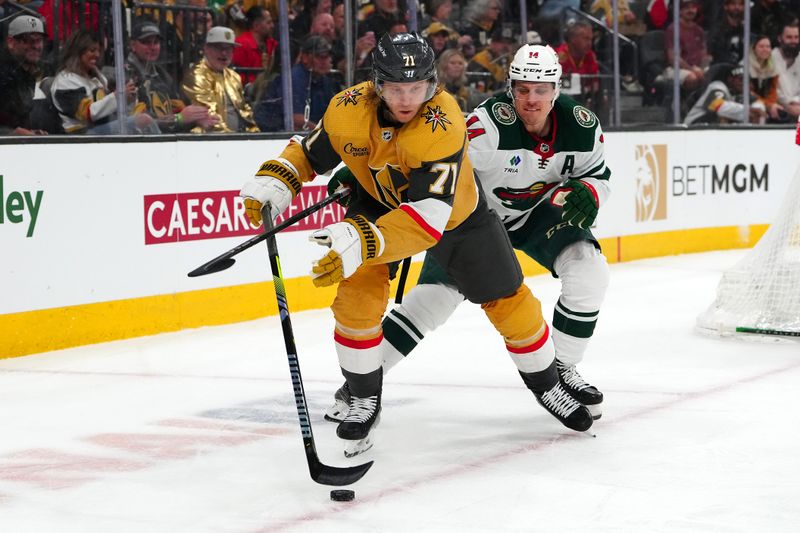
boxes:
[323,81,375,139]
[333,85,367,108]
[402,91,466,162]
[553,95,600,152]
[572,105,597,128]
[475,94,534,151]
[490,100,517,125]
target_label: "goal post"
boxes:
[696,160,800,339]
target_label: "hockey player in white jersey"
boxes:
[326,44,610,423]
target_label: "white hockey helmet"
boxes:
[507,44,562,103]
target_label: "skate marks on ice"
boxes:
[1,250,799,531]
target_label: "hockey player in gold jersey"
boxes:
[240,33,593,457]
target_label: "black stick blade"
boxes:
[187,257,236,277]
[311,459,374,486]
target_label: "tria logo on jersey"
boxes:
[634,144,668,222]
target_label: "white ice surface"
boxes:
[1,249,799,533]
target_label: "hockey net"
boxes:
[696,164,800,339]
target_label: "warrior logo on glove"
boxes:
[309,215,385,287]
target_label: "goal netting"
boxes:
[696,164,800,339]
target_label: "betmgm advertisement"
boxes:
[1,129,796,357]
[596,129,792,239]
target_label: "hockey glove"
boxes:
[310,215,385,287]
[553,179,599,229]
[240,159,303,227]
[327,166,358,207]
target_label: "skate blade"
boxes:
[343,434,374,458]
[342,415,379,458]
[587,403,602,420]
[324,400,349,423]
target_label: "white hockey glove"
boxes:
[240,158,302,227]
[310,215,385,287]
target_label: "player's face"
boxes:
[512,81,555,131]
[380,80,432,123]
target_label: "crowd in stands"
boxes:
[2,0,800,135]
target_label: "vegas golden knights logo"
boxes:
[369,163,408,208]
[634,144,668,222]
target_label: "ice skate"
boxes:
[337,394,381,458]
[533,381,594,432]
[557,361,603,419]
[324,381,350,422]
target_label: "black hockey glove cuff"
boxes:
[327,166,358,207]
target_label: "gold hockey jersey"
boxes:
[278,81,478,264]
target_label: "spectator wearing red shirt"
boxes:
[556,20,600,95]
[233,6,278,85]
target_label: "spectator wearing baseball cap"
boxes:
[685,62,766,125]
[181,26,258,133]
[126,19,217,132]
[0,16,48,135]
[421,21,459,58]
[254,34,337,132]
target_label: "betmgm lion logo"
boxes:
[634,144,668,222]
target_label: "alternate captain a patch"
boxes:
[573,105,597,128]
[421,105,452,132]
[336,87,363,107]
[492,102,517,125]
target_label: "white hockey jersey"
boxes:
[466,94,611,229]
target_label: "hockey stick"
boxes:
[394,257,412,304]
[187,188,350,278]
[262,205,373,486]
[735,327,800,338]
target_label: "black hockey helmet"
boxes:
[371,32,438,101]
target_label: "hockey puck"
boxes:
[330,489,355,502]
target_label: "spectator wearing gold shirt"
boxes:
[181,26,259,133]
